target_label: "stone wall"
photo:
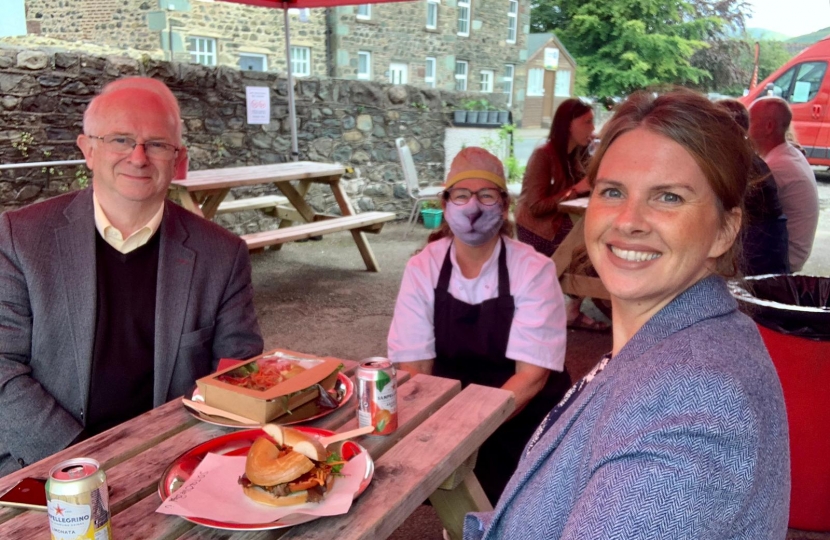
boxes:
[0,46,506,234]
[16,0,527,120]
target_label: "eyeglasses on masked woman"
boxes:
[443,187,507,206]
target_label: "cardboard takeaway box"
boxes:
[195,349,342,424]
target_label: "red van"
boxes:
[741,36,830,167]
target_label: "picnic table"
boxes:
[170,162,396,272]
[0,354,514,540]
[551,197,610,300]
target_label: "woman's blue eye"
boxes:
[660,192,683,203]
[600,187,622,198]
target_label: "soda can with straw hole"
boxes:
[46,457,112,540]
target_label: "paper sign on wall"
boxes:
[246,86,270,125]
[544,48,560,71]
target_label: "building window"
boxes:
[188,36,216,66]
[358,51,371,80]
[390,63,408,84]
[527,68,544,96]
[425,57,436,88]
[457,0,470,36]
[507,0,518,43]
[554,70,572,97]
[455,60,468,91]
[503,64,514,106]
[480,70,494,92]
[290,46,311,77]
[239,53,267,72]
[356,4,371,20]
[426,0,439,30]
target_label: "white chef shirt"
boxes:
[387,235,567,372]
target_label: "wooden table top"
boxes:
[0,356,514,539]
[557,196,589,216]
[172,162,347,191]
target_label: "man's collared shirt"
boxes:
[92,193,164,254]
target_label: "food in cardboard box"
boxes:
[196,350,343,424]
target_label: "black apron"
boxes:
[433,238,570,504]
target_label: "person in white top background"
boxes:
[748,97,819,272]
[387,147,569,504]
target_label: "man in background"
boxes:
[0,77,263,476]
[749,97,819,272]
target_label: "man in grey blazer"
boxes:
[0,77,264,476]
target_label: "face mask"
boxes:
[444,198,504,247]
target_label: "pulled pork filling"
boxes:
[238,465,332,501]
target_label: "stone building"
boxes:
[10,0,529,123]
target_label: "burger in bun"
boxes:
[239,426,343,507]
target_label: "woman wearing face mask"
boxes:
[388,147,569,504]
[514,98,608,332]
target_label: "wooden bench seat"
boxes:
[215,194,289,215]
[241,211,396,250]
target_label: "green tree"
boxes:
[532,0,751,98]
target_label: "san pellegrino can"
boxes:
[46,458,112,540]
[357,358,398,435]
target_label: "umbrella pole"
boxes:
[283,4,300,161]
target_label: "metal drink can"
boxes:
[356,358,398,435]
[46,458,112,540]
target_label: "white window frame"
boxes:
[239,53,267,72]
[358,51,372,80]
[455,60,468,91]
[425,57,437,88]
[188,36,216,66]
[356,4,371,20]
[503,64,515,107]
[290,46,311,77]
[426,0,439,30]
[480,70,494,93]
[527,68,544,97]
[457,0,470,36]
[507,0,518,44]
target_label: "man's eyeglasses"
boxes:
[87,134,180,160]
[444,187,506,206]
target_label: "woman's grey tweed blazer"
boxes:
[465,276,790,540]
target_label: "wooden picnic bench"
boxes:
[0,352,514,540]
[552,197,610,300]
[170,162,396,272]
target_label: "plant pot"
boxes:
[421,208,444,229]
[453,110,467,124]
[466,111,480,124]
[497,111,510,124]
[487,111,499,124]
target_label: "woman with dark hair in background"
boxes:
[388,147,570,503]
[514,98,608,331]
[464,89,790,540]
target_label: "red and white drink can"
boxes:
[356,358,398,435]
